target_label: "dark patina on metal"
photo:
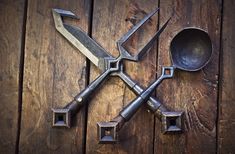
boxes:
[97,28,212,143]
[51,8,179,128]
[170,28,212,71]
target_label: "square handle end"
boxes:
[97,122,119,144]
[161,111,183,133]
[52,108,71,128]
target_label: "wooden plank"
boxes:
[19,0,91,153]
[154,0,221,153]
[0,0,26,153]
[218,0,235,153]
[86,0,158,153]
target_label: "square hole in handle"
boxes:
[52,108,71,128]
[97,122,118,144]
[161,67,174,79]
[169,117,177,126]
[110,61,118,69]
[57,113,65,122]
[108,59,120,71]
[161,111,183,133]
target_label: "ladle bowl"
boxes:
[170,28,212,71]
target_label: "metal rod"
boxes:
[97,67,183,144]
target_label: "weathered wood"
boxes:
[0,0,26,153]
[3,1,235,153]
[86,0,158,153]
[19,0,91,153]
[154,0,221,153]
[218,0,235,153]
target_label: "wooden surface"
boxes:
[19,0,91,153]
[1,0,235,153]
[86,0,158,153]
[218,0,235,153]
[154,0,221,153]
[0,0,26,153]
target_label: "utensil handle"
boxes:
[66,69,110,114]
[117,71,166,114]
[119,67,174,121]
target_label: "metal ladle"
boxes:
[170,28,212,71]
[97,28,212,143]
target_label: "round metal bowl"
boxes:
[170,28,212,71]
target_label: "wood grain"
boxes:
[218,0,235,153]
[0,0,26,153]
[86,0,158,153]
[2,1,235,153]
[19,0,91,153]
[154,0,221,153]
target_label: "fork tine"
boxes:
[117,7,159,46]
[136,16,171,60]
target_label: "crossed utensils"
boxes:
[51,7,213,144]
[51,8,183,144]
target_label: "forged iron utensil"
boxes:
[170,28,212,71]
[51,8,181,129]
[97,28,212,143]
